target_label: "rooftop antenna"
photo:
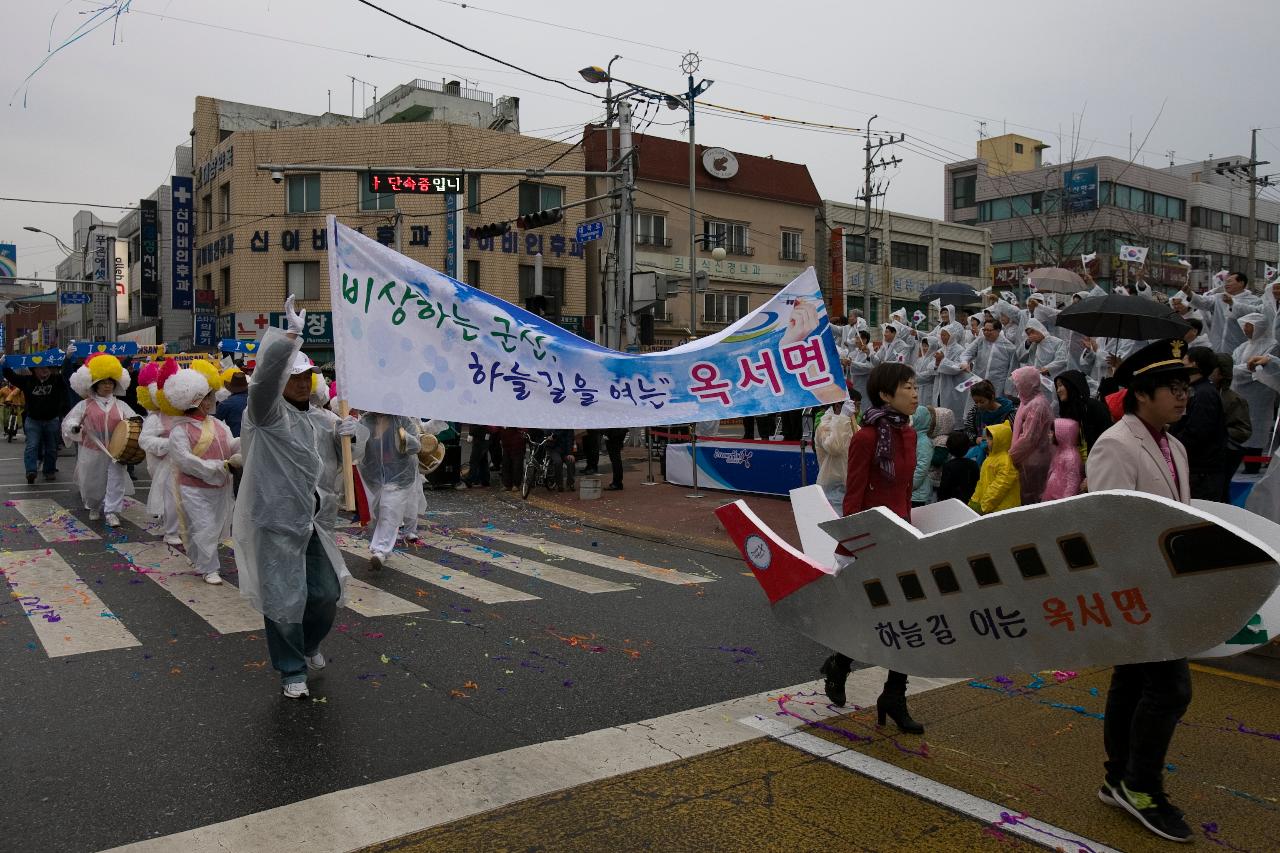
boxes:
[977,120,987,140]
[1167,149,1176,167]
[328,89,332,113]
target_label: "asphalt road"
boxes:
[0,438,828,853]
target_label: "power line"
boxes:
[350,0,599,99]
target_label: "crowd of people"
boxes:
[808,268,1279,844]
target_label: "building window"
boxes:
[940,248,980,277]
[518,264,565,315]
[220,268,231,306]
[467,175,481,213]
[1100,181,1185,221]
[891,241,929,272]
[703,292,749,324]
[636,213,668,247]
[465,259,480,286]
[518,182,564,216]
[218,183,231,224]
[781,230,805,261]
[651,299,670,321]
[359,172,395,211]
[1014,142,1025,154]
[287,174,321,213]
[286,261,321,300]
[953,173,976,208]
[705,220,750,256]
[845,234,879,263]
[201,273,212,292]
[201,194,213,231]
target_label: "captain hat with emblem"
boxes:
[1113,338,1192,388]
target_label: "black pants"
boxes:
[605,428,626,487]
[582,429,601,473]
[1103,659,1191,793]
[1188,468,1222,502]
[830,653,907,694]
[466,431,490,486]
[1222,447,1246,501]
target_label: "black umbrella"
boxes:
[919,281,979,302]
[1055,294,1191,340]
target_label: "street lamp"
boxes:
[23,225,77,257]
[664,52,713,339]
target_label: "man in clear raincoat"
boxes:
[233,297,362,700]
[356,411,422,570]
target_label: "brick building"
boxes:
[584,126,821,348]
[3,293,59,354]
[190,83,589,363]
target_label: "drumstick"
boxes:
[338,400,356,512]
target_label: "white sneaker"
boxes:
[104,513,120,527]
[89,510,101,521]
[370,554,384,571]
[203,571,223,585]
[281,682,309,700]
[164,534,183,546]
[306,651,326,671]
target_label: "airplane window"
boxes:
[1013,546,1048,578]
[898,572,926,601]
[1162,524,1273,575]
[864,579,890,608]
[1059,535,1097,570]
[968,555,1001,587]
[931,563,961,594]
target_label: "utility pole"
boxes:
[1248,128,1258,280]
[617,99,636,348]
[860,117,903,324]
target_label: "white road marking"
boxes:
[460,527,713,586]
[342,575,427,617]
[9,499,100,542]
[112,542,263,634]
[100,677,847,853]
[336,533,538,605]
[117,497,162,537]
[737,716,1119,853]
[413,531,633,594]
[2,549,140,657]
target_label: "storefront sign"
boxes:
[196,145,233,188]
[268,310,333,346]
[641,252,793,287]
[193,288,217,348]
[171,176,194,310]
[113,238,130,325]
[1063,166,1099,214]
[139,199,159,316]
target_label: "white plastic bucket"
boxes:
[578,474,602,500]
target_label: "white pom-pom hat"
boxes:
[70,353,131,399]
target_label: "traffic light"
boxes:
[516,208,564,230]
[467,222,511,240]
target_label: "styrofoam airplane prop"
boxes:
[716,489,1280,678]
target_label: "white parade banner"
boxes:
[328,217,847,428]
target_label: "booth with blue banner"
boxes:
[664,436,818,497]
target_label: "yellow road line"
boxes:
[1190,661,1280,689]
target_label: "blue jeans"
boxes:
[24,417,60,477]
[263,532,341,685]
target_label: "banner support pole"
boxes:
[642,426,658,485]
[686,424,703,499]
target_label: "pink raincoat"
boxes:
[1041,418,1083,501]
[1009,365,1054,503]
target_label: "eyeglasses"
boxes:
[1162,382,1191,397]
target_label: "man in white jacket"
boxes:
[1185,271,1260,353]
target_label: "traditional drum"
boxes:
[418,433,444,475]
[109,417,146,465]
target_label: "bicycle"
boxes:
[520,432,556,500]
[3,403,21,443]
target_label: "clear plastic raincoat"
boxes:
[62,395,136,511]
[170,414,239,575]
[232,328,351,623]
[139,412,179,533]
[357,413,422,558]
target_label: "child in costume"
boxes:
[137,361,182,545]
[62,354,136,526]
[356,411,421,570]
[163,361,240,585]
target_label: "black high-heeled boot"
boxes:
[876,690,924,734]
[819,654,851,706]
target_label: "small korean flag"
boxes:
[912,310,925,326]
[1119,245,1149,264]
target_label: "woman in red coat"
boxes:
[820,361,925,734]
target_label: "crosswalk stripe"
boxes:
[117,498,162,537]
[112,542,263,634]
[412,531,633,594]
[342,575,427,617]
[2,549,141,657]
[460,527,713,586]
[9,499,100,543]
[336,533,539,605]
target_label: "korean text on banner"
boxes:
[328,217,847,428]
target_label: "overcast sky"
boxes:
[4,0,1277,279]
